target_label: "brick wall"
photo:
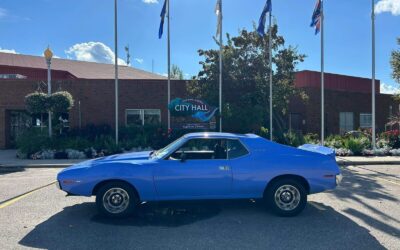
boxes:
[289,88,399,135]
[0,108,5,148]
[0,79,188,148]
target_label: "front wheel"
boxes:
[96,181,138,217]
[265,179,307,217]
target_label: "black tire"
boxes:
[95,181,138,218]
[265,178,307,217]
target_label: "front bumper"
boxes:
[336,174,343,186]
[56,180,61,190]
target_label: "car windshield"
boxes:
[151,136,186,159]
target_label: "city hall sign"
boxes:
[168,98,218,122]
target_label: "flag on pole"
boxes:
[257,0,272,36]
[158,0,167,39]
[310,0,325,145]
[310,0,322,35]
[215,0,222,37]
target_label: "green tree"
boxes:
[188,25,306,137]
[171,64,184,80]
[391,37,400,84]
[50,91,74,114]
[25,92,48,114]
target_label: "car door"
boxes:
[153,138,232,200]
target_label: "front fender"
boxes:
[58,162,157,200]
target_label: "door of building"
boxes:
[8,110,32,148]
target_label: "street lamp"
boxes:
[44,47,53,137]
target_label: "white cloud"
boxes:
[134,58,144,64]
[65,42,127,65]
[0,47,17,54]
[375,0,400,15]
[142,0,159,4]
[0,8,7,18]
[381,82,400,94]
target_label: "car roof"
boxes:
[183,132,260,139]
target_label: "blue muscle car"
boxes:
[57,133,341,217]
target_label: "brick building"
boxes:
[0,52,398,148]
[0,52,187,149]
[289,70,399,135]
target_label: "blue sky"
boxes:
[0,0,399,92]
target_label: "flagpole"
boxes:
[219,0,223,132]
[372,0,376,149]
[167,0,171,131]
[268,10,273,140]
[114,0,119,144]
[320,0,325,146]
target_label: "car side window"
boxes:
[227,140,249,159]
[168,139,228,160]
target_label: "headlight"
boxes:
[336,174,343,185]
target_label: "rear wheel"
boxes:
[265,178,307,217]
[95,181,138,217]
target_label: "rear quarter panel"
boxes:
[231,138,339,198]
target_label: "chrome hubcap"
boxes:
[103,188,130,214]
[274,185,301,211]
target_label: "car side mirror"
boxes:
[180,152,187,163]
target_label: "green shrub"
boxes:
[63,137,91,151]
[258,126,269,139]
[16,128,51,154]
[304,133,319,144]
[325,135,344,149]
[284,132,305,147]
[343,137,366,156]
[68,124,113,141]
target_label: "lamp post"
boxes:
[44,47,53,138]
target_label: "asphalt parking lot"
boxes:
[0,165,399,250]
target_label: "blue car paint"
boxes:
[57,133,340,201]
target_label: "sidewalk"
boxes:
[336,156,400,166]
[1,150,400,169]
[0,150,83,168]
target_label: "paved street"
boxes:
[0,165,399,250]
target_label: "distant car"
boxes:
[57,133,341,217]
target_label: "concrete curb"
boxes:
[337,161,400,166]
[1,164,72,169]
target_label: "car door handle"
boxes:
[219,166,230,171]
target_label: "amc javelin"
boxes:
[57,133,341,217]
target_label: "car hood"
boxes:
[95,151,152,162]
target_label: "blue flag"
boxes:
[257,0,272,37]
[310,0,322,35]
[158,0,167,39]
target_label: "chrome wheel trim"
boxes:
[102,187,130,214]
[274,184,301,211]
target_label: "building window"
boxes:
[339,112,354,134]
[0,74,27,79]
[360,113,372,128]
[125,109,161,126]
